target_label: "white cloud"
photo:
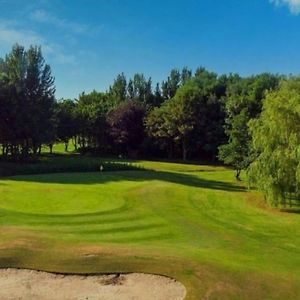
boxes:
[0,22,43,47]
[270,0,300,14]
[0,20,75,65]
[30,9,102,36]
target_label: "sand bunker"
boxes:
[0,268,186,300]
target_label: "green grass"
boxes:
[0,158,300,299]
[0,174,128,215]
[42,142,76,154]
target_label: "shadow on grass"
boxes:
[280,208,300,214]
[2,169,245,193]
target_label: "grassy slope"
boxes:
[0,160,300,299]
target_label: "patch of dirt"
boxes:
[0,268,186,300]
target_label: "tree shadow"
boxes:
[280,208,300,214]
[2,169,245,193]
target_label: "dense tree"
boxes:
[147,70,226,160]
[248,78,300,206]
[127,74,153,105]
[181,67,192,85]
[55,99,77,152]
[0,44,55,158]
[146,101,176,158]
[218,110,252,180]
[161,68,192,100]
[169,83,198,161]
[108,101,146,157]
[219,73,280,178]
[188,69,227,160]
[153,83,163,107]
[108,73,127,104]
[162,69,181,99]
[26,46,56,153]
[75,91,111,152]
[0,68,10,155]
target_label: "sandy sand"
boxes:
[0,268,186,300]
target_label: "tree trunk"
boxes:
[182,140,187,161]
[22,139,29,158]
[64,142,68,152]
[73,137,78,151]
[235,169,241,181]
[168,141,173,159]
[33,146,37,155]
[2,144,6,156]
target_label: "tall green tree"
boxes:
[55,99,77,151]
[75,91,111,152]
[218,109,252,180]
[0,44,56,157]
[147,71,226,161]
[25,46,56,153]
[181,67,192,85]
[146,101,177,158]
[153,83,163,107]
[162,69,181,99]
[168,82,199,160]
[219,73,280,178]
[248,78,300,206]
[0,66,10,155]
[161,68,192,100]
[127,73,153,106]
[108,101,146,156]
[108,73,127,104]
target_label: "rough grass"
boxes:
[0,158,300,299]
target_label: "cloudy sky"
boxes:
[0,0,300,99]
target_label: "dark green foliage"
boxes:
[145,101,176,158]
[0,44,55,158]
[74,91,111,152]
[219,73,281,179]
[108,101,146,157]
[55,99,77,151]
[146,69,226,161]
[219,110,252,180]
[161,67,192,100]
[162,69,181,99]
[108,73,127,104]
[127,74,153,106]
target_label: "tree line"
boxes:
[0,44,299,207]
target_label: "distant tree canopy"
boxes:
[1,44,300,207]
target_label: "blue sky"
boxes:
[0,0,300,99]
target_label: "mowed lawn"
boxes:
[0,160,300,299]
